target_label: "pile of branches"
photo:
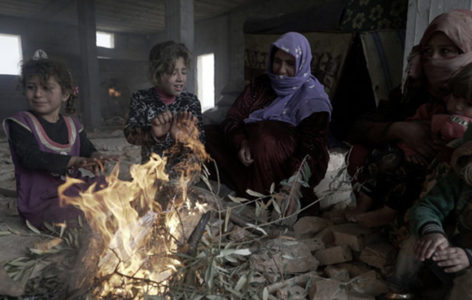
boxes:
[1,158,351,299]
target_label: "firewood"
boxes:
[65,228,105,299]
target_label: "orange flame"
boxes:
[59,121,210,298]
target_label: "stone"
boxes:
[322,208,348,224]
[293,216,331,239]
[250,238,319,274]
[349,270,389,296]
[359,242,396,270]
[277,285,307,300]
[315,245,352,265]
[332,223,380,252]
[325,265,350,282]
[337,262,372,278]
[299,238,325,253]
[347,293,375,300]
[309,276,348,300]
[314,227,334,247]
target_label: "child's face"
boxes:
[156,57,187,97]
[446,94,472,118]
[25,75,69,122]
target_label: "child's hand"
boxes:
[90,152,120,163]
[432,246,470,273]
[151,111,173,139]
[170,111,199,142]
[68,153,119,176]
[68,156,104,175]
[414,233,449,261]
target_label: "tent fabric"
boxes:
[360,30,405,106]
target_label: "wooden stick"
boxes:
[185,211,211,256]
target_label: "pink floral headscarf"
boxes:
[406,9,472,98]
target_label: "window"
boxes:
[0,34,22,75]
[197,53,215,111]
[96,31,114,48]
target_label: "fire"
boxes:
[58,121,210,298]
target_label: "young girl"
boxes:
[347,60,472,228]
[386,127,472,299]
[124,41,205,164]
[3,51,117,228]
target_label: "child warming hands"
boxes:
[124,41,205,164]
[2,50,118,228]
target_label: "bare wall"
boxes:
[0,14,153,126]
[195,14,229,105]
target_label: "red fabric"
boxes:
[397,103,471,159]
[155,87,176,105]
[405,102,447,121]
[205,75,330,196]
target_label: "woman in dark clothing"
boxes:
[345,9,472,228]
[205,32,332,216]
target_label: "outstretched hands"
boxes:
[414,232,449,262]
[68,152,119,176]
[170,111,199,142]
[151,111,173,139]
[151,111,199,143]
[415,233,470,273]
[432,246,470,273]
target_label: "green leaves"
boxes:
[25,220,41,235]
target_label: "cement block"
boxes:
[315,245,352,265]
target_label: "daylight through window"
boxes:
[197,53,215,111]
[96,31,115,48]
[0,34,22,75]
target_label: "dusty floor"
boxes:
[1,129,432,299]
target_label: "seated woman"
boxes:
[345,9,472,228]
[205,32,332,216]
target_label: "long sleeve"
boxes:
[408,172,465,236]
[287,111,330,186]
[124,88,205,162]
[8,120,96,174]
[124,91,156,147]
[222,76,276,150]
[79,130,97,157]
[185,93,206,145]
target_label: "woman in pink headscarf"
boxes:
[346,9,472,228]
[205,32,332,217]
